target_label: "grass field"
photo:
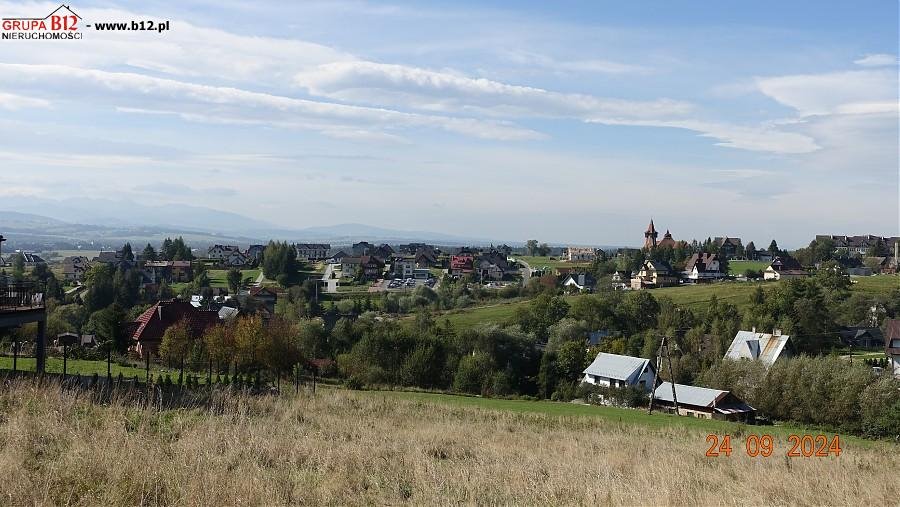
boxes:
[728,260,769,275]
[850,274,899,296]
[0,357,203,381]
[439,275,898,330]
[206,268,260,289]
[0,382,894,505]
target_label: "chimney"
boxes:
[751,326,756,334]
[773,328,782,337]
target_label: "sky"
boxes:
[0,0,897,248]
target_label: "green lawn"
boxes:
[850,274,899,296]
[439,300,526,329]
[0,356,204,381]
[728,260,769,275]
[207,268,261,289]
[438,275,898,331]
[354,388,876,446]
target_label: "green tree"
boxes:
[227,268,243,294]
[121,242,134,261]
[515,293,570,338]
[84,304,127,352]
[83,264,115,313]
[142,243,157,261]
[11,253,25,280]
[555,339,588,384]
[526,240,539,256]
[261,241,299,286]
[159,319,192,380]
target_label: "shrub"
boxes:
[577,383,648,408]
[346,376,364,390]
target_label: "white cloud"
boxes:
[587,118,820,154]
[499,49,651,75]
[0,64,543,141]
[294,61,691,120]
[0,92,51,110]
[854,53,898,67]
[755,69,897,116]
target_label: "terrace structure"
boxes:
[0,280,47,372]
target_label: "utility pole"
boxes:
[664,336,680,416]
[648,335,680,416]
[647,343,663,415]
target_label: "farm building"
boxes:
[763,256,808,280]
[653,382,756,422]
[582,352,656,393]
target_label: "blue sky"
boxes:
[0,0,897,247]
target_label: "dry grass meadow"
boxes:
[0,381,897,506]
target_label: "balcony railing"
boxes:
[0,281,44,312]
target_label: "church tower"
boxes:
[644,219,658,249]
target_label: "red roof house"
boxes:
[128,299,218,358]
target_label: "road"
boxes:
[321,263,338,293]
[516,258,532,286]
[252,271,264,287]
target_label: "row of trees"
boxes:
[699,357,900,438]
[158,315,324,385]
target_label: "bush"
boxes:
[577,383,648,408]
[345,376,364,390]
[859,376,900,438]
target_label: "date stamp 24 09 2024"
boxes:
[705,434,842,458]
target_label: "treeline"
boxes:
[699,357,900,438]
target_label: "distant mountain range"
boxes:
[0,197,500,249]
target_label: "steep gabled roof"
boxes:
[131,299,218,343]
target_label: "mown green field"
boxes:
[851,274,899,297]
[439,275,899,331]
[207,268,260,289]
[0,357,203,381]
[727,260,769,275]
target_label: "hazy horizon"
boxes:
[1,1,897,246]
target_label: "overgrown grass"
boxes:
[357,388,879,447]
[0,381,895,505]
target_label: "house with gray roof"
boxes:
[724,330,792,367]
[582,352,656,393]
[653,382,756,422]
